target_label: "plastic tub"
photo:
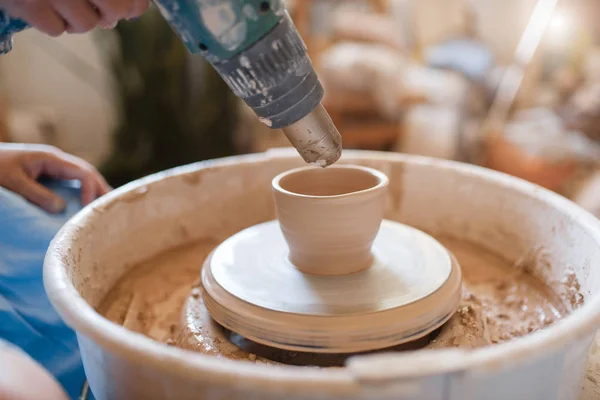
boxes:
[44,149,600,400]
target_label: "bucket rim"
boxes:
[43,148,600,387]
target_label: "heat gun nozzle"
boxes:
[281,103,342,167]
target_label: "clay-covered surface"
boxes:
[98,233,566,366]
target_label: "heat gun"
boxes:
[0,0,342,166]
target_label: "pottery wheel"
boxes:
[201,220,462,353]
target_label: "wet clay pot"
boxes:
[44,149,600,400]
[272,165,388,275]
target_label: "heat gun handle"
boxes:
[0,10,30,54]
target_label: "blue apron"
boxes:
[0,179,87,399]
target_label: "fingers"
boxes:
[93,171,112,195]
[0,144,110,212]
[79,174,98,205]
[127,0,150,19]
[53,0,100,34]
[36,150,111,206]
[7,0,148,36]
[13,4,66,37]
[88,0,130,29]
[61,153,111,202]
[10,171,67,214]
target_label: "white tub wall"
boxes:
[0,29,117,166]
[354,335,596,400]
[582,336,600,399]
[77,328,596,400]
[561,335,598,400]
[78,327,450,400]
[47,150,600,400]
[445,335,595,400]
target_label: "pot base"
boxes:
[201,220,463,353]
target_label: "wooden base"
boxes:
[201,220,463,354]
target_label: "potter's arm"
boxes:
[0,0,342,166]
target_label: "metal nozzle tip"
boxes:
[281,103,343,168]
[312,139,342,168]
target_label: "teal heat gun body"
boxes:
[0,0,342,166]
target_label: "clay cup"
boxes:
[272,165,389,276]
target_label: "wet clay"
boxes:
[98,236,566,365]
[430,238,564,349]
[272,165,389,276]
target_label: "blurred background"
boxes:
[2,0,600,213]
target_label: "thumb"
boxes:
[12,175,66,214]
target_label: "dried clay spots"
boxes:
[99,235,566,367]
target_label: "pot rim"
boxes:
[272,164,389,199]
[43,149,600,386]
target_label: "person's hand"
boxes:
[0,0,150,36]
[0,143,110,213]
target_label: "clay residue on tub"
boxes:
[98,239,218,344]
[435,237,566,347]
[121,186,149,203]
[181,170,208,186]
[515,247,585,311]
[561,267,585,310]
[514,246,553,277]
[97,186,150,213]
[98,235,568,366]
